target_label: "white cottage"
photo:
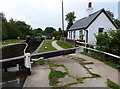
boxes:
[67,2,118,45]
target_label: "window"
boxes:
[79,30,83,35]
[98,28,104,33]
[69,31,70,38]
[71,31,72,39]
[74,31,76,39]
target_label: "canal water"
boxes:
[1,40,42,89]
[2,71,26,89]
[2,40,42,59]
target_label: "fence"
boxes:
[1,40,120,76]
[76,41,120,69]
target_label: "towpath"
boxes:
[23,40,119,87]
[51,40,119,87]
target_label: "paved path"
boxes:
[51,40,119,87]
[23,40,119,87]
[23,60,51,87]
[52,40,64,50]
[70,53,119,87]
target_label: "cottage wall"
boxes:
[87,12,116,44]
[67,12,117,45]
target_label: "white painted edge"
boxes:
[33,40,44,54]
[80,46,120,59]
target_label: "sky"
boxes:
[0,0,120,30]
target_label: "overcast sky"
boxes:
[0,0,120,30]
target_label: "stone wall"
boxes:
[61,37,76,47]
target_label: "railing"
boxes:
[0,48,77,68]
[1,41,120,75]
[76,41,120,59]
[80,46,120,59]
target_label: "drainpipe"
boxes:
[86,30,88,43]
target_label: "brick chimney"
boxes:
[87,2,93,16]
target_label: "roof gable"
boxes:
[68,8,118,31]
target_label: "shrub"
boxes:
[95,30,120,56]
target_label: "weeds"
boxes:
[106,79,120,89]
[48,56,101,87]
[49,69,67,86]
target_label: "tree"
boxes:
[50,31,58,37]
[114,19,120,27]
[44,27,56,36]
[34,28,42,33]
[106,10,114,20]
[34,28,43,36]
[65,11,76,30]
[106,10,120,28]
[16,20,33,37]
[1,12,8,39]
[58,28,62,36]
[1,13,34,39]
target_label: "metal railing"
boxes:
[1,41,119,75]
[76,41,120,59]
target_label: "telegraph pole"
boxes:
[62,0,64,37]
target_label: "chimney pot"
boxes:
[87,2,93,16]
[88,2,92,8]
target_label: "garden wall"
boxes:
[61,37,76,47]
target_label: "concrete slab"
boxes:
[23,63,51,87]
[58,75,77,85]
[70,53,119,85]
[23,40,119,87]
[53,67,66,72]
[49,56,91,81]
[70,78,107,87]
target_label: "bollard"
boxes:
[24,53,31,75]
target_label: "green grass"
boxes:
[106,79,120,89]
[56,40,73,49]
[79,62,101,78]
[48,58,101,87]
[0,39,25,45]
[90,73,101,78]
[49,69,67,86]
[39,40,57,52]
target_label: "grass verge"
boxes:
[56,40,73,49]
[81,51,120,69]
[0,39,25,45]
[39,40,57,52]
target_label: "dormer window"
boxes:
[98,28,104,33]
